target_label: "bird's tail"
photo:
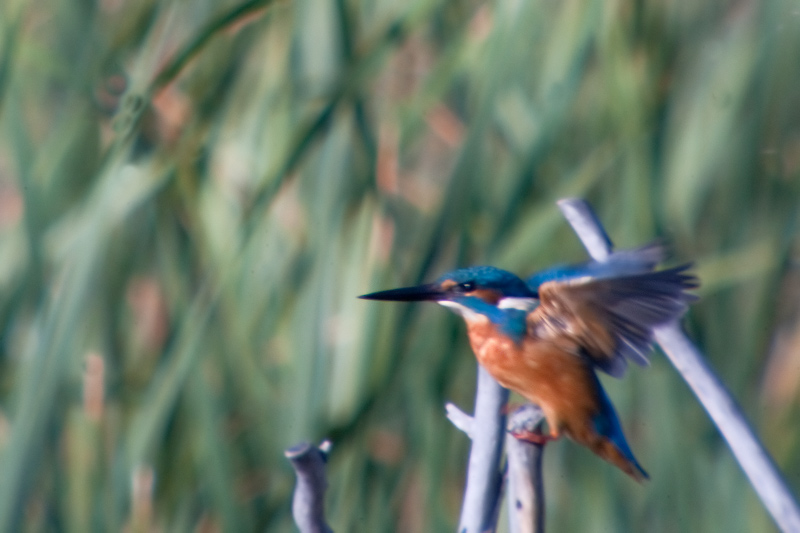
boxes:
[591,434,649,482]
[583,377,649,482]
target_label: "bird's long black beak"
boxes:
[358,283,446,302]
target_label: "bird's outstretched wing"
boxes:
[526,242,665,295]
[527,265,698,377]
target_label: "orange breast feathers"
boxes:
[465,317,597,437]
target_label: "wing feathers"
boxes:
[530,265,697,376]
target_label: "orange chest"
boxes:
[465,319,523,368]
[464,318,594,407]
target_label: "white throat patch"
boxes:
[438,300,483,321]
[497,297,537,312]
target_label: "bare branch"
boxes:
[457,365,510,533]
[285,441,333,533]
[506,405,546,533]
[556,199,613,261]
[446,402,475,438]
[557,197,800,533]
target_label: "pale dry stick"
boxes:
[285,440,333,533]
[506,404,546,533]
[453,366,509,533]
[558,197,800,533]
[448,379,547,533]
[445,402,475,438]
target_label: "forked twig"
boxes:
[454,366,509,533]
[447,357,546,533]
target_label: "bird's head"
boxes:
[359,266,537,317]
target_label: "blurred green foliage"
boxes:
[0,0,798,531]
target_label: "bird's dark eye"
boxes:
[458,281,476,292]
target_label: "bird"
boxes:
[359,251,697,481]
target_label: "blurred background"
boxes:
[0,0,798,530]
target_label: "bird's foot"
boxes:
[510,428,556,446]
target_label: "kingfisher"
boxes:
[359,250,697,481]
